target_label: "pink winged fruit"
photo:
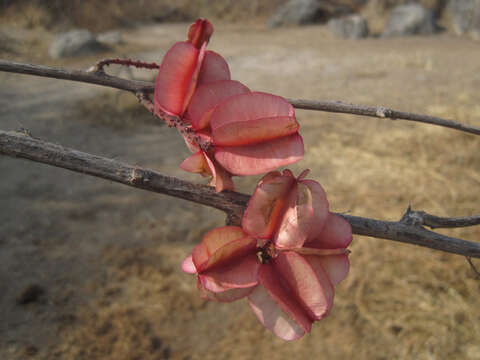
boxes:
[182,169,352,340]
[243,169,352,340]
[154,18,304,191]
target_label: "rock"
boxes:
[360,0,446,35]
[474,2,480,39]
[382,3,437,37]
[152,6,193,23]
[97,30,123,46]
[329,14,369,39]
[267,0,352,27]
[49,29,108,59]
[473,14,480,39]
[24,345,38,357]
[447,0,480,37]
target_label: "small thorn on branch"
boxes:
[400,205,425,227]
[466,257,480,279]
[375,107,388,118]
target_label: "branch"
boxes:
[1,130,479,259]
[1,59,479,136]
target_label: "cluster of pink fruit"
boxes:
[154,19,352,341]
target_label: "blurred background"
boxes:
[1,1,480,359]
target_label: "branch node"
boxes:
[86,64,106,76]
[225,212,242,226]
[400,206,425,227]
[130,168,150,186]
[376,107,387,118]
[16,127,34,138]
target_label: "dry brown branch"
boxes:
[1,130,479,259]
[290,99,480,136]
[1,59,480,136]
[0,59,152,93]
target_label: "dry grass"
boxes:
[1,20,480,360]
[72,92,160,131]
[0,0,285,31]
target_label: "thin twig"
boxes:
[1,130,479,259]
[1,59,479,136]
[0,59,152,93]
[289,99,480,136]
[90,58,160,73]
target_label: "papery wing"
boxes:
[274,182,314,249]
[192,226,246,270]
[181,255,196,274]
[200,235,257,272]
[197,50,231,85]
[242,171,294,239]
[180,151,211,176]
[154,41,199,116]
[210,92,298,146]
[248,285,306,341]
[197,276,255,303]
[274,252,334,320]
[306,213,352,249]
[299,179,329,241]
[204,155,235,192]
[305,254,350,286]
[214,133,304,176]
[249,262,312,340]
[186,80,250,130]
[199,253,259,291]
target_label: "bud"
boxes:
[188,18,214,49]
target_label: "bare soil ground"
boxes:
[1,22,480,360]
